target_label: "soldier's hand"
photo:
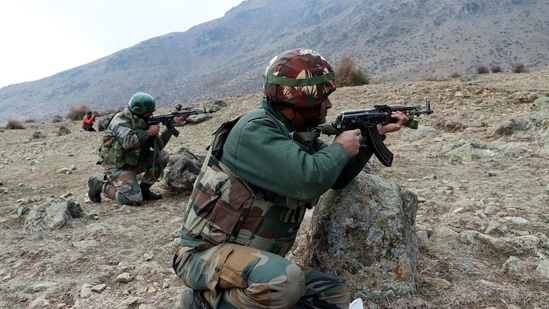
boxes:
[377,111,410,135]
[147,124,160,137]
[173,116,185,126]
[333,129,361,157]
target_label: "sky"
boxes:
[0,0,243,89]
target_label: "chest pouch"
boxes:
[183,115,257,244]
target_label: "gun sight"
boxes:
[417,100,434,115]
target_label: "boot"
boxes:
[180,289,212,309]
[87,176,102,203]
[140,182,162,200]
[350,298,364,309]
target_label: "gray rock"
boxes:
[163,147,204,193]
[24,199,83,234]
[536,260,549,277]
[503,256,527,273]
[304,172,418,301]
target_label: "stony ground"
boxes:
[1,70,549,309]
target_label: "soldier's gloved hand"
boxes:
[146,124,160,137]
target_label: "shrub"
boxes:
[5,119,25,129]
[512,63,526,73]
[450,72,461,78]
[52,115,63,123]
[490,65,502,73]
[334,56,369,87]
[475,64,489,74]
[67,104,90,121]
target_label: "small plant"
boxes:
[475,64,489,74]
[449,72,461,78]
[490,64,502,73]
[334,56,369,87]
[67,104,90,121]
[512,63,526,73]
[52,115,63,123]
[5,119,25,129]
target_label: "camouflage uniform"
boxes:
[173,99,375,308]
[95,108,171,206]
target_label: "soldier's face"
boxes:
[142,112,153,120]
[300,97,331,124]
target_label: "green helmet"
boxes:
[263,48,336,108]
[128,92,156,115]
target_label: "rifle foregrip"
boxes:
[365,127,393,167]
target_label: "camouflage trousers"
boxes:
[100,150,169,205]
[173,243,350,309]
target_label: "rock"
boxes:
[503,256,527,273]
[536,260,549,278]
[533,96,549,107]
[303,172,418,302]
[24,199,84,234]
[424,277,451,289]
[163,147,204,193]
[116,272,133,283]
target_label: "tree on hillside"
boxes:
[334,56,369,87]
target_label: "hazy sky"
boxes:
[0,0,243,88]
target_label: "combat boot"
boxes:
[139,183,162,200]
[87,176,102,203]
[180,289,212,309]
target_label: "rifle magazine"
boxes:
[366,127,393,167]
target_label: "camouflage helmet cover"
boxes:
[263,48,336,108]
[128,92,156,115]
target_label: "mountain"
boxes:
[1,0,548,125]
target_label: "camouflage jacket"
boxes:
[179,98,374,256]
[99,108,171,168]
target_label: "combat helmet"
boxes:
[128,92,156,115]
[263,48,336,108]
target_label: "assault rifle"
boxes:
[330,100,434,167]
[147,108,208,137]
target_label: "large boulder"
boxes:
[163,147,205,194]
[303,172,418,302]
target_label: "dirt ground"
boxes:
[1,69,549,309]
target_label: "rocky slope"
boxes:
[1,69,549,308]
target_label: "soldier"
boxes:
[173,49,409,308]
[87,92,183,206]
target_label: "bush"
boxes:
[476,64,489,74]
[52,115,63,123]
[5,119,25,129]
[490,65,502,73]
[512,63,526,73]
[334,56,369,87]
[67,104,90,121]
